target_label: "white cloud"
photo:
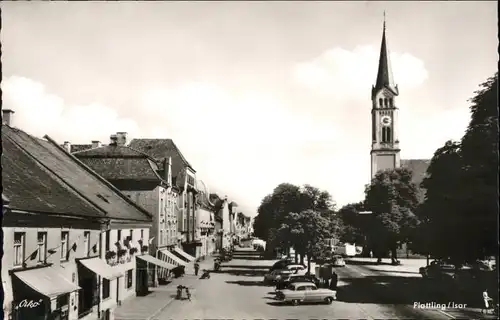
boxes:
[293,46,429,99]
[2,43,470,214]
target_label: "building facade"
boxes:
[129,139,205,259]
[2,119,153,320]
[72,133,195,285]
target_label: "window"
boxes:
[384,98,388,108]
[105,230,110,252]
[117,230,122,241]
[379,98,383,108]
[126,270,133,289]
[140,229,144,240]
[37,232,47,263]
[61,231,69,261]
[84,231,90,257]
[159,230,163,245]
[389,98,393,108]
[296,286,306,291]
[56,294,69,308]
[102,279,110,299]
[14,232,25,267]
[129,229,133,241]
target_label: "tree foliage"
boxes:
[416,73,498,265]
[364,168,420,262]
[253,183,337,263]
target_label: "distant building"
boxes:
[2,117,153,320]
[128,138,203,258]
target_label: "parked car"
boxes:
[263,270,293,284]
[419,260,456,280]
[275,282,336,305]
[283,264,307,274]
[275,274,321,290]
[331,255,346,267]
[270,259,294,272]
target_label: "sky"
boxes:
[1,1,497,216]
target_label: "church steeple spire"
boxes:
[373,12,398,96]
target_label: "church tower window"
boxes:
[379,98,383,108]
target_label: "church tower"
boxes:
[370,15,400,179]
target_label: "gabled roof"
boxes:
[2,125,152,222]
[73,144,164,191]
[129,139,195,176]
[70,144,94,153]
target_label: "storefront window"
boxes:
[102,279,110,299]
[126,270,133,289]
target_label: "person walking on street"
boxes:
[185,287,191,301]
[482,289,493,313]
[194,261,200,276]
[330,271,338,300]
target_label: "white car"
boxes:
[275,282,337,305]
[284,264,307,274]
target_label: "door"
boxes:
[305,285,322,302]
[294,286,307,301]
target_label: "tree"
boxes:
[279,209,332,272]
[337,202,368,245]
[417,73,498,266]
[364,168,420,263]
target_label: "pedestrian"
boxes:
[330,271,338,300]
[185,287,191,301]
[482,289,493,313]
[194,261,200,276]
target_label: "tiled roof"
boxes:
[70,144,93,153]
[129,139,195,179]
[401,159,431,203]
[74,145,164,189]
[2,125,152,222]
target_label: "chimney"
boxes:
[164,156,172,186]
[116,132,128,146]
[109,134,118,146]
[91,140,101,148]
[63,141,71,153]
[2,109,15,126]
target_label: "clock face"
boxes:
[381,116,391,126]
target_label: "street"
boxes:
[152,250,491,319]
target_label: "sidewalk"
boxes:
[114,255,216,320]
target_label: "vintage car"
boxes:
[275,273,321,290]
[419,260,456,280]
[283,264,307,273]
[331,255,346,267]
[269,259,296,272]
[263,269,293,284]
[275,282,337,305]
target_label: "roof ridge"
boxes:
[44,135,153,220]
[4,128,108,217]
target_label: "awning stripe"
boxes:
[79,258,123,280]
[137,254,176,270]
[160,249,187,266]
[173,247,196,262]
[14,267,81,299]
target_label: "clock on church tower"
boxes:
[370,18,401,179]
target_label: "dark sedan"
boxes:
[275,274,321,290]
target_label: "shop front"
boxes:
[135,254,175,289]
[159,249,188,278]
[173,247,196,262]
[76,257,123,317]
[10,266,81,320]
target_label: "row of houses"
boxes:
[1,109,243,320]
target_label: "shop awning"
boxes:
[14,267,81,299]
[174,247,196,262]
[137,254,176,269]
[160,249,187,266]
[79,258,123,280]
